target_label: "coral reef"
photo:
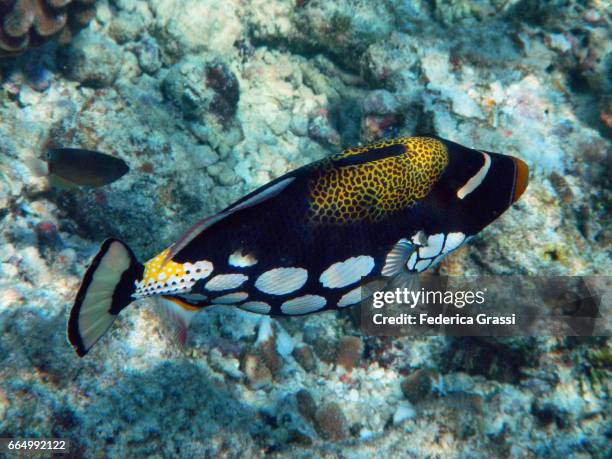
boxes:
[0,0,97,56]
[0,0,609,457]
[58,28,121,87]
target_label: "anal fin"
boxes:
[153,296,202,347]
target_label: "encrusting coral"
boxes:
[0,0,97,56]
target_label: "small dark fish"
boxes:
[27,148,129,188]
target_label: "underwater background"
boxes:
[0,0,610,457]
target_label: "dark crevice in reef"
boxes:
[438,337,540,384]
[566,68,611,141]
[412,103,437,137]
[247,30,365,77]
[327,96,363,147]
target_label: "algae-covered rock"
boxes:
[58,29,122,87]
[162,56,240,123]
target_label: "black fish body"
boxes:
[67,136,528,356]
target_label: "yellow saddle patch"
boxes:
[309,137,448,224]
[142,249,187,283]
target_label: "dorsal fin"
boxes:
[333,142,406,167]
[163,176,295,264]
[224,176,295,212]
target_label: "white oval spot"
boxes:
[320,255,375,289]
[415,259,432,272]
[180,293,208,302]
[228,250,258,268]
[281,295,327,315]
[213,291,248,304]
[240,301,271,314]
[337,287,362,308]
[419,233,445,259]
[411,230,427,246]
[255,267,308,295]
[205,273,248,291]
[443,232,466,253]
[182,260,214,280]
[406,252,418,270]
[457,152,491,199]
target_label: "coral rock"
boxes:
[256,333,282,376]
[0,0,98,56]
[314,402,349,441]
[362,89,398,116]
[400,369,438,404]
[240,352,272,389]
[336,336,362,372]
[292,344,316,372]
[58,28,121,87]
[295,389,317,422]
[162,56,240,124]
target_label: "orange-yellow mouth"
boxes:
[512,157,529,203]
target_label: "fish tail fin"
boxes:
[24,154,49,177]
[67,238,144,357]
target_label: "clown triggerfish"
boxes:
[67,136,528,356]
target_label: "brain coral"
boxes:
[0,0,97,56]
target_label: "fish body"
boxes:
[27,148,129,188]
[68,136,528,356]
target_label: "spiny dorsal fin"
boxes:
[163,176,295,264]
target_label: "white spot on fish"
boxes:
[457,152,491,199]
[320,255,375,289]
[213,291,248,304]
[415,259,432,272]
[240,301,271,314]
[443,232,465,253]
[337,287,362,308]
[419,233,445,259]
[229,250,258,268]
[205,273,248,291]
[406,252,418,270]
[281,295,326,315]
[179,293,208,302]
[411,231,427,246]
[255,267,308,295]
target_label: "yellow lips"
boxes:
[511,157,529,203]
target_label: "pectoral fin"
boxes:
[381,238,421,294]
[381,238,418,277]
